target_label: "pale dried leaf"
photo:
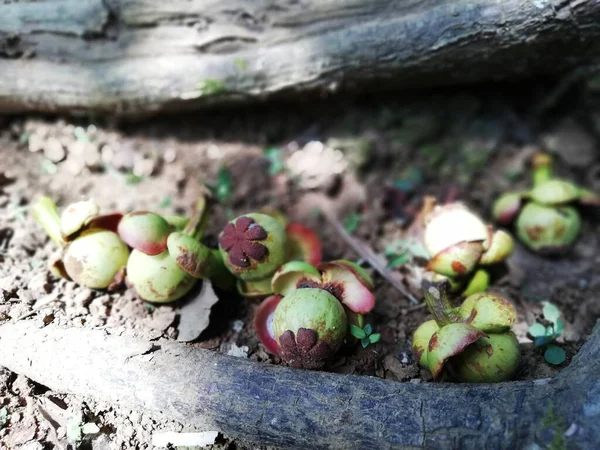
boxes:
[177,281,220,342]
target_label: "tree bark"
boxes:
[0,0,599,117]
[0,320,598,449]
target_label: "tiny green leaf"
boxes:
[363,324,373,336]
[542,302,561,324]
[369,333,381,344]
[66,418,83,442]
[528,322,546,338]
[386,252,409,269]
[361,338,370,348]
[0,407,9,429]
[554,320,565,336]
[233,57,248,71]
[197,79,227,96]
[264,147,284,175]
[125,172,143,185]
[350,324,367,339]
[407,242,430,260]
[158,196,172,209]
[74,126,90,143]
[544,344,566,365]
[209,167,234,203]
[343,213,361,233]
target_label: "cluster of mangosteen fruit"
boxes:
[30,151,598,383]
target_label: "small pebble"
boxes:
[44,137,66,163]
[28,133,45,153]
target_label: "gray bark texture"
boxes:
[0,320,598,449]
[1,0,600,117]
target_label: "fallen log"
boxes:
[0,0,600,117]
[0,320,598,449]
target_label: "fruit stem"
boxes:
[422,280,463,327]
[30,196,65,246]
[532,152,553,187]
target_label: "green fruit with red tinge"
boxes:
[126,249,197,303]
[63,229,129,289]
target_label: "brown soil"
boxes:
[1,84,600,449]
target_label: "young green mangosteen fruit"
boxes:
[273,287,347,369]
[445,332,520,383]
[458,292,517,333]
[425,323,487,380]
[218,213,287,281]
[126,249,197,303]
[515,202,581,255]
[63,229,129,289]
[412,319,440,367]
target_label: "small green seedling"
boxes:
[67,416,101,443]
[124,171,144,185]
[206,166,234,203]
[350,323,381,348]
[528,302,566,365]
[384,238,429,269]
[264,147,284,175]
[343,212,361,233]
[197,79,227,96]
[0,406,9,430]
[158,195,173,209]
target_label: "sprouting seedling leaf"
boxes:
[233,57,248,71]
[384,238,429,268]
[528,322,547,338]
[353,323,380,348]
[197,79,227,96]
[368,333,381,344]
[125,171,143,185]
[264,147,284,175]
[74,126,90,143]
[386,252,410,269]
[542,302,561,324]
[0,407,9,429]
[158,196,173,209]
[350,324,366,340]
[544,344,566,365]
[343,213,361,233]
[207,166,234,203]
[40,159,58,175]
[554,320,565,337]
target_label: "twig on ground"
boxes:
[320,209,419,304]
